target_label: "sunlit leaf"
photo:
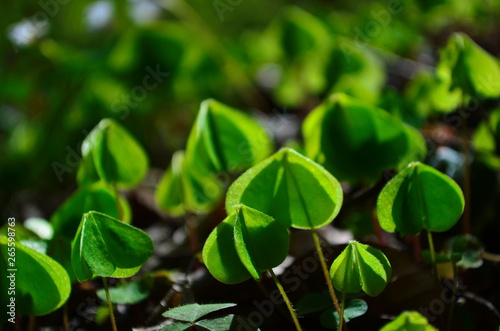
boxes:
[81,118,149,187]
[226,148,343,229]
[330,241,391,296]
[202,205,289,284]
[379,311,438,331]
[303,93,425,183]
[377,162,464,235]
[319,299,368,329]
[71,211,153,281]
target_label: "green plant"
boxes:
[329,241,391,330]
[71,211,154,330]
[379,311,438,331]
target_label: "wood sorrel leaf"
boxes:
[202,205,289,284]
[0,237,71,318]
[162,303,236,322]
[185,99,272,177]
[380,311,438,331]
[329,241,391,296]
[439,32,500,98]
[377,162,464,235]
[155,150,223,216]
[81,118,148,187]
[226,148,343,229]
[71,211,153,281]
[303,93,425,183]
[51,182,130,240]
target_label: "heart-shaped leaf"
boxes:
[51,182,130,240]
[80,118,148,187]
[380,311,438,331]
[185,99,272,177]
[163,303,236,323]
[439,33,500,98]
[0,237,71,318]
[71,211,153,281]
[226,148,343,229]
[377,162,464,235]
[303,93,425,183]
[329,241,391,296]
[202,205,289,284]
[155,150,223,216]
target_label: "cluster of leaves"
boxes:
[2,0,500,330]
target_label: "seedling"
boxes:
[377,162,464,277]
[71,211,154,330]
[225,147,344,322]
[329,241,391,330]
[156,99,272,215]
[202,204,301,329]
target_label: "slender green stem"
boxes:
[112,184,123,221]
[269,269,302,331]
[63,303,69,331]
[311,229,348,330]
[339,292,346,331]
[482,252,500,262]
[103,278,118,331]
[447,263,458,331]
[427,230,439,282]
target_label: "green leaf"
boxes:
[96,275,152,304]
[155,151,187,217]
[226,148,343,229]
[0,237,71,318]
[379,311,438,331]
[82,118,149,187]
[162,303,236,323]
[51,182,130,240]
[439,33,500,98]
[185,99,272,176]
[377,162,464,235]
[159,322,191,331]
[202,205,290,284]
[71,211,153,281]
[329,241,391,296]
[319,299,368,329]
[303,93,425,183]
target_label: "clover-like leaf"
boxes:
[155,150,223,216]
[439,33,500,98]
[380,311,438,331]
[226,148,343,229]
[303,93,425,183]
[80,118,148,187]
[185,99,272,177]
[71,211,153,281]
[0,237,71,319]
[377,162,464,235]
[51,182,130,240]
[329,241,391,297]
[202,205,289,284]
[163,303,236,323]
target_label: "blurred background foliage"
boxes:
[2,0,500,218]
